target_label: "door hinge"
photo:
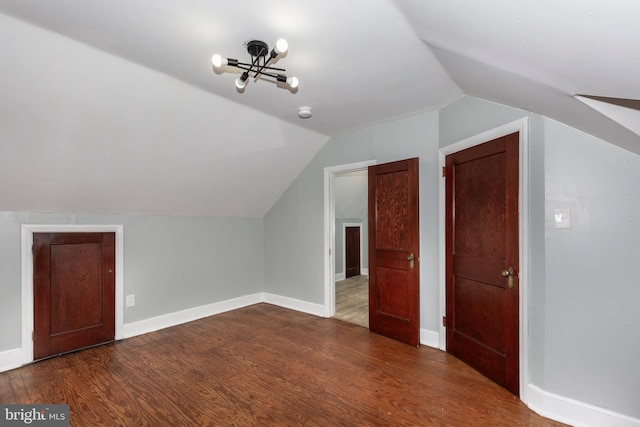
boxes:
[442,166,446,177]
[329,248,331,256]
[32,331,34,341]
[442,316,447,327]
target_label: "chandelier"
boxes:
[211,39,298,91]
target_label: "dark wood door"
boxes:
[445,132,520,395]
[368,158,420,346]
[33,232,116,360]
[345,226,361,278]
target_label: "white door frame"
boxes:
[323,160,376,317]
[438,117,529,398]
[20,224,125,365]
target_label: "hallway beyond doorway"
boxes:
[333,275,368,328]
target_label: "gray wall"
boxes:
[264,95,640,419]
[0,212,264,351]
[543,118,640,417]
[264,111,441,330]
[442,98,640,418]
[2,94,638,420]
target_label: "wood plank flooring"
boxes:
[0,304,566,426]
[334,274,369,328]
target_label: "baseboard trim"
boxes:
[0,347,28,373]
[334,271,369,282]
[263,293,325,317]
[526,384,640,427]
[1,292,324,373]
[122,293,325,340]
[420,328,440,349]
[122,293,264,338]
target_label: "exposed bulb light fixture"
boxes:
[211,39,298,91]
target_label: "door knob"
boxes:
[501,266,514,288]
[407,253,415,269]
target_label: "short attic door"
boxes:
[33,232,116,360]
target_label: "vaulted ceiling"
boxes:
[0,0,638,217]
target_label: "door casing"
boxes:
[21,224,124,365]
[439,118,529,399]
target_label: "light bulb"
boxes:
[211,54,224,68]
[275,39,288,55]
[287,76,299,89]
[235,72,248,89]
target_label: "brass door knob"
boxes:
[407,253,415,269]
[501,267,514,288]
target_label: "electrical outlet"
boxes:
[126,294,135,307]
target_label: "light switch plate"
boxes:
[554,208,571,228]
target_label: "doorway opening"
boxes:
[323,161,375,325]
[334,223,368,327]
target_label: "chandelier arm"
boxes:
[233,63,287,72]
[251,70,286,80]
[252,48,289,78]
[234,52,265,79]
[252,56,273,79]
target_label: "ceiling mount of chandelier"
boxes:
[211,39,298,91]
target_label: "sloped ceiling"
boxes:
[395,0,640,152]
[0,0,638,217]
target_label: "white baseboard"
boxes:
[0,347,28,373]
[262,293,325,317]
[420,328,440,349]
[123,293,264,338]
[335,270,369,282]
[122,292,325,339]
[526,384,640,427]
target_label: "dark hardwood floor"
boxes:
[0,304,566,426]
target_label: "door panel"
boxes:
[34,232,116,360]
[368,158,419,346]
[445,132,520,395]
[345,226,361,278]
